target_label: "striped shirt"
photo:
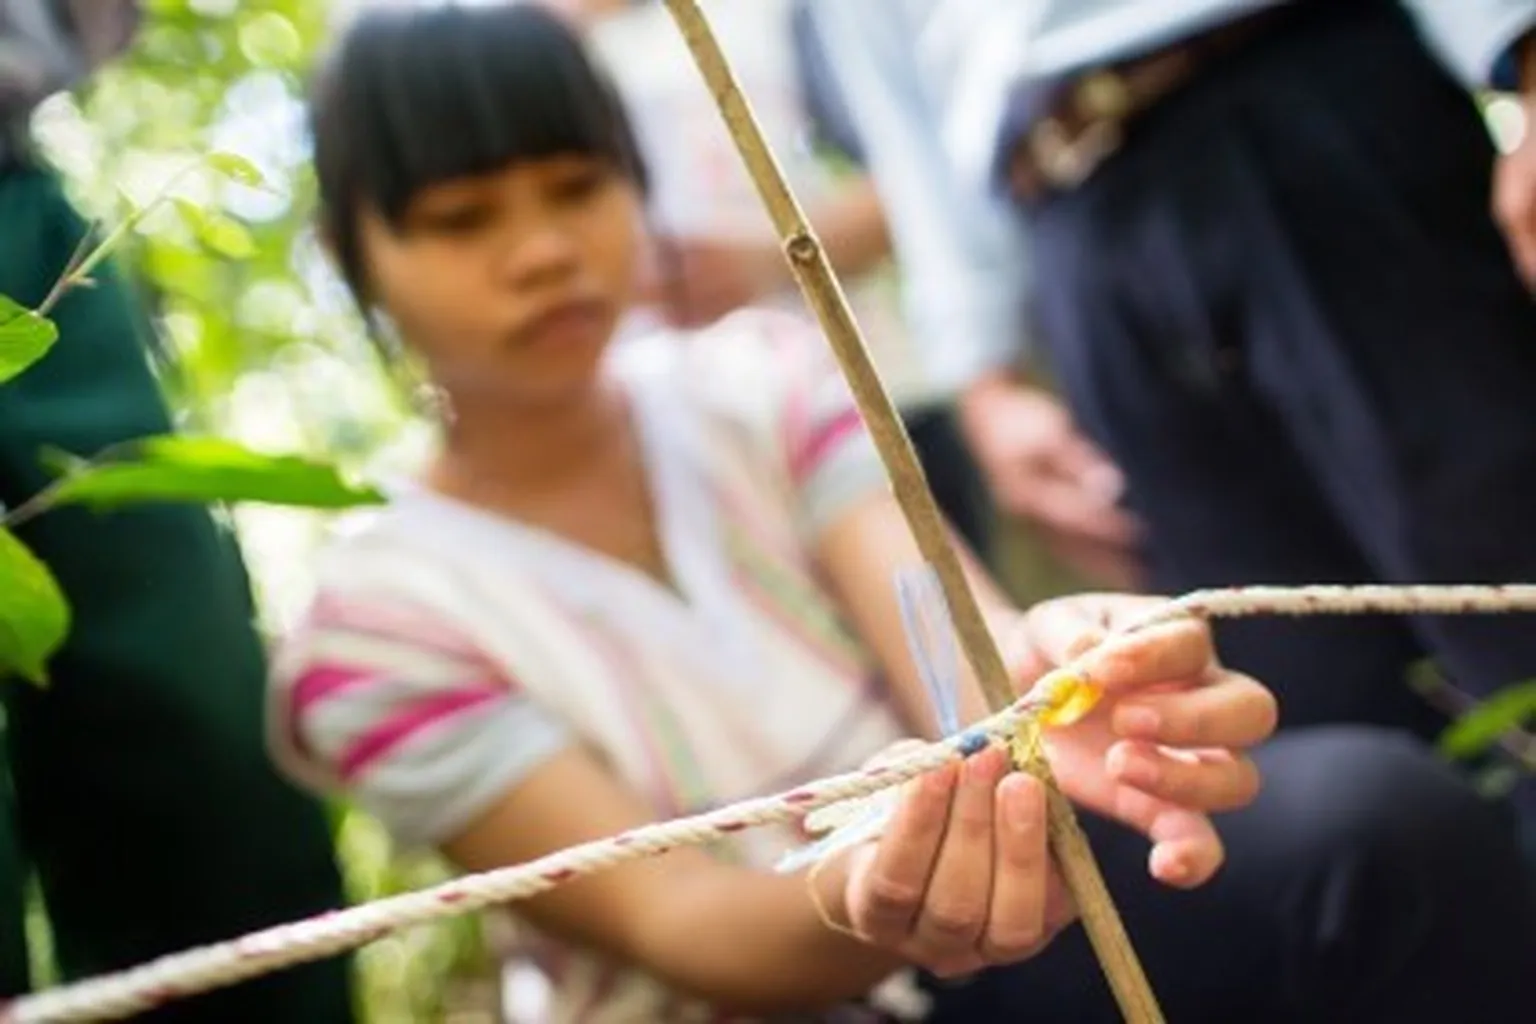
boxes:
[268,310,921,1023]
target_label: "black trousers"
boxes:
[1024,1,1536,822]
[923,727,1536,1022]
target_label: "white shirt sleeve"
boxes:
[1399,0,1536,88]
[805,0,1034,395]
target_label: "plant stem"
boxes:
[35,161,203,318]
[34,222,99,318]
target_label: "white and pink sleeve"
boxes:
[741,312,889,540]
[271,591,573,850]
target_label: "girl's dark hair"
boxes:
[309,2,649,310]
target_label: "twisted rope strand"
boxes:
[0,700,1041,1024]
[4,584,1535,1024]
[1162,584,1536,621]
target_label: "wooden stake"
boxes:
[658,2,1164,1020]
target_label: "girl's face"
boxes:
[359,155,642,406]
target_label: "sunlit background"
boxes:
[20,2,1531,1019]
[30,3,502,1020]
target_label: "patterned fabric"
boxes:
[269,311,921,1022]
[0,0,138,165]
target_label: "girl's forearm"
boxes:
[630,857,902,1014]
[446,755,903,1014]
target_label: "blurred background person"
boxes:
[809,0,1536,855]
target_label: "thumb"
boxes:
[1020,598,1111,670]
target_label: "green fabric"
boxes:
[0,167,355,1021]
[0,717,29,999]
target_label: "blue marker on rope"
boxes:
[775,566,986,874]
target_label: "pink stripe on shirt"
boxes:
[337,685,504,782]
[788,407,862,487]
[291,663,376,716]
[307,593,504,676]
[287,664,379,758]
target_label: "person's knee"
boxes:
[1245,726,1535,1018]
[1249,725,1528,909]
[1263,726,1523,864]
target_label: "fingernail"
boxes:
[1082,464,1124,502]
[1152,846,1189,885]
[965,747,1002,784]
[1083,645,1135,685]
[964,756,987,786]
[1006,777,1040,830]
[1066,630,1107,659]
[1113,704,1161,737]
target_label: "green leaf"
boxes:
[1437,680,1536,760]
[238,12,303,68]
[0,294,59,383]
[0,526,70,687]
[195,213,257,260]
[171,195,206,231]
[41,436,386,512]
[37,447,88,477]
[171,196,255,260]
[206,151,266,188]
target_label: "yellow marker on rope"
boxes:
[1012,670,1104,769]
[1037,670,1104,728]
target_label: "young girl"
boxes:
[565,0,996,565]
[269,5,1536,1022]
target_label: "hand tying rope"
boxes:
[3,583,1534,1024]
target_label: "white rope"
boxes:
[4,583,1535,1024]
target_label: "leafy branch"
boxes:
[0,151,268,385]
[1411,660,1536,773]
[0,436,383,688]
[2,436,385,530]
[0,150,379,689]
[0,527,70,686]
[39,152,268,317]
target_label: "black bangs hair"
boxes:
[309,2,649,309]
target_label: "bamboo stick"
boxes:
[657,1,1164,1019]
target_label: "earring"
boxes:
[363,308,454,426]
[410,379,456,426]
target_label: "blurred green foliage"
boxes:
[8,1,495,1019]
[38,0,404,452]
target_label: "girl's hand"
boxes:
[1003,594,1278,888]
[809,744,1075,978]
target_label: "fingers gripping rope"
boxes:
[5,584,1536,1024]
[0,711,1024,1024]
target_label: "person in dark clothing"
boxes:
[0,3,353,1019]
[808,0,1536,850]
